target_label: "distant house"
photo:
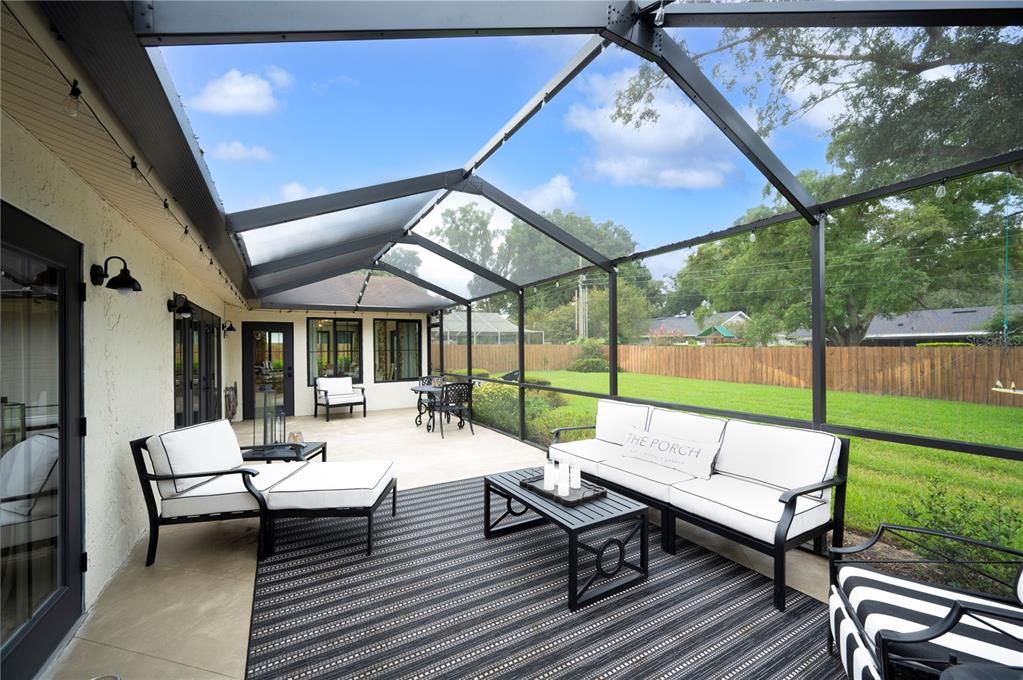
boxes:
[862,305,1020,346]
[441,310,544,345]
[786,305,1021,346]
[642,311,750,345]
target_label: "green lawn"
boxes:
[523,370,1023,547]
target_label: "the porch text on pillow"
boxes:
[623,427,716,479]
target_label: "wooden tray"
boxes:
[519,475,607,507]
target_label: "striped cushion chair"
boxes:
[828,524,1023,679]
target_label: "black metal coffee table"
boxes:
[484,467,649,610]
[241,441,327,463]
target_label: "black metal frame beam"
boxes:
[258,302,438,313]
[402,232,519,292]
[453,176,614,271]
[657,1,1023,28]
[375,262,467,305]
[248,231,401,278]
[133,1,628,45]
[614,23,817,223]
[227,169,465,233]
[810,215,827,428]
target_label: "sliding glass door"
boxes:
[1,202,84,679]
[173,303,221,428]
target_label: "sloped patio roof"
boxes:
[36,0,1023,312]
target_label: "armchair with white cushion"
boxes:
[314,376,366,421]
[131,420,396,564]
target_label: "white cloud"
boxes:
[190,69,278,115]
[265,65,294,88]
[564,68,737,189]
[518,175,576,213]
[211,141,272,162]
[280,181,328,202]
[920,64,956,82]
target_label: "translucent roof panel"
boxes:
[240,192,432,266]
[250,245,380,295]
[261,269,453,310]
[381,243,503,300]
[669,26,1023,203]
[156,35,593,212]
[476,44,801,260]
[360,272,453,310]
[412,192,588,288]
[261,270,368,307]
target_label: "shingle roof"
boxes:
[442,310,542,336]
[646,311,747,337]
[865,305,1021,338]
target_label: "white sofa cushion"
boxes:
[549,438,621,475]
[146,420,244,497]
[647,408,726,443]
[715,420,840,499]
[267,460,394,510]
[622,426,717,479]
[669,474,830,544]
[317,377,353,395]
[0,434,60,515]
[829,586,882,680]
[595,400,650,445]
[322,392,363,406]
[596,456,695,503]
[160,461,307,518]
[1,508,59,552]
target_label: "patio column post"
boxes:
[517,289,526,440]
[810,215,827,428]
[608,267,618,397]
[466,304,472,378]
[439,310,445,377]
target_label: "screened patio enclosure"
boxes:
[47,1,1022,466]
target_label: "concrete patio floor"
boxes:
[42,408,830,679]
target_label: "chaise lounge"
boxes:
[548,399,848,610]
[131,420,395,563]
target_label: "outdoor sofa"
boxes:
[548,399,848,610]
[0,434,60,557]
[130,419,395,563]
[314,376,367,421]
[829,524,1023,679]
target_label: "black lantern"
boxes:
[90,256,142,295]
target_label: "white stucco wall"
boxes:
[222,306,429,422]
[2,113,228,607]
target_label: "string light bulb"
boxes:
[749,229,757,243]
[935,178,947,199]
[653,0,666,27]
[129,156,144,184]
[64,79,82,118]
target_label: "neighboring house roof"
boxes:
[646,311,748,338]
[697,324,737,338]
[442,310,541,336]
[864,305,1021,339]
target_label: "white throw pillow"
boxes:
[622,426,718,479]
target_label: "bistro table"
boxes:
[410,384,442,431]
[241,440,327,463]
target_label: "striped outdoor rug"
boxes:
[247,476,844,679]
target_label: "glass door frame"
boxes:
[172,301,221,428]
[1,202,84,679]
[241,322,294,420]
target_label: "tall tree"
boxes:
[614,26,1023,187]
[672,171,1022,345]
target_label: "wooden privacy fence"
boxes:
[439,343,1022,407]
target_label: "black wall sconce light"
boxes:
[222,320,236,337]
[90,256,142,295]
[166,292,194,319]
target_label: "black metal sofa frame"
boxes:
[130,436,396,565]
[550,426,850,611]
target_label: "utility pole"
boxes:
[576,255,588,338]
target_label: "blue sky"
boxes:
[157,31,836,282]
